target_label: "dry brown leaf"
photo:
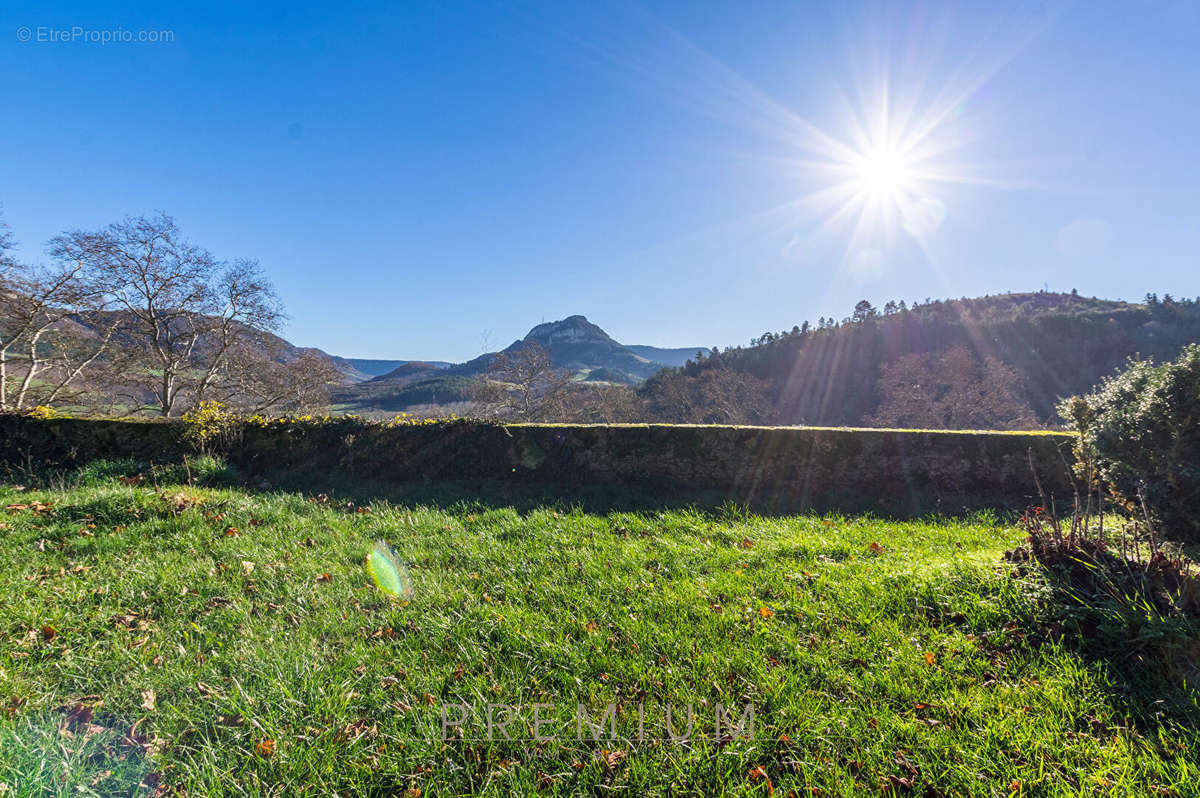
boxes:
[599,748,627,771]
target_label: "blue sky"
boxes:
[2,1,1197,360]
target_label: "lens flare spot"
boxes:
[366,540,414,599]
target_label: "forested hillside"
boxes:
[642,292,1200,428]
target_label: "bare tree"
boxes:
[470,342,574,420]
[868,346,1039,429]
[0,225,116,411]
[190,259,285,407]
[566,383,643,423]
[0,213,15,278]
[48,213,284,416]
[216,347,343,416]
[641,367,772,424]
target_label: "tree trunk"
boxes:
[0,346,8,410]
[15,329,47,410]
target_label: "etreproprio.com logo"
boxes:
[16,26,175,44]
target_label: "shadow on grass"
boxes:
[1001,536,1200,733]
[226,458,1030,522]
[5,452,1000,520]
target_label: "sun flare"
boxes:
[855,146,914,199]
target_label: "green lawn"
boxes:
[0,461,1196,796]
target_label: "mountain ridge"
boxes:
[334,314,709,412]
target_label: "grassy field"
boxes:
[0,460,1196,796]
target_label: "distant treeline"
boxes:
[641,292,1200,428]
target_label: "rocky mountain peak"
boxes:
[521,315,615,346]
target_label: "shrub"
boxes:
[1061,344,1200,543]
[181,400,238,454]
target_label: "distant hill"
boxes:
[455,315,666,380]
[58,309,361,384]
[342,358,453,380]
[335,314,706,412]
[373,361,450,380]
[625,344,711,367]
[642,292,1200,428]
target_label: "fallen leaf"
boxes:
[868,541,886,554]
[759,606,774,619]
[224,527,240,537]
[195,681,222,697]
[599,749,627,771]
[41,625,58,641]
[924,652,937,667]
[894,750,919,776]
[256,738,275,758]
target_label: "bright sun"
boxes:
[856,146,914,198]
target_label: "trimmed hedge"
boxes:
[0,416,1074,515]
